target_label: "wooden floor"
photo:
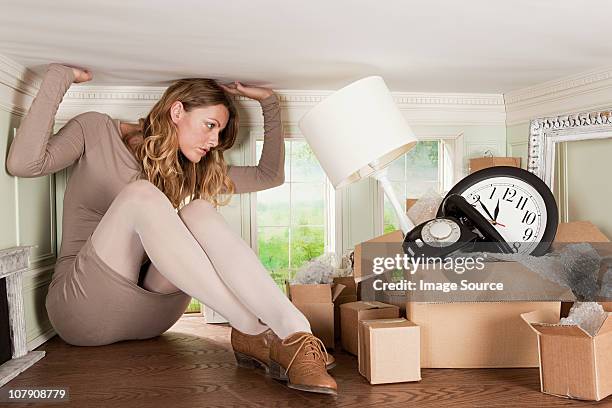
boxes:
[1,316,602,407]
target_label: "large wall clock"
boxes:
[437,166,559,256]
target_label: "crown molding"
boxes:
[505,65,612,126]
[0,55,41,115]
[57,87,505,126]
[0,53,504,125]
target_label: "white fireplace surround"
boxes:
[0,246,45,387]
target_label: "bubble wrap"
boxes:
[407,188,444,226]
[598,259,612,300]
[290,250,355,284]
[485,243,601,301]
[291,260,335,284]
[560,302,608,336]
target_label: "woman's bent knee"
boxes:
[121,179,160,199]
[116,179,171,212]
[178,198,217,224]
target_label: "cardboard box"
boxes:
[353,230,404,282]
[555,221,610,243]
[340,301,400,355]
[285,282,345,348]
[469,156,521,173]
[407,301,561,368]
[405,221,610,368]
[553,221,610,317]
[354,221,610,284]
[358,318,421,384]
[333,277,358,340]
[354,222,609,367]
[521,306,612,401]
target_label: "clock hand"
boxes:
[493,199,500,221]
[477,199,495,221]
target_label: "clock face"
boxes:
[460,177,546,254]
[439,166,558,255]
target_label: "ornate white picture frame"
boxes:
[528,109,612,188]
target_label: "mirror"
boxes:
[528,110,612,237]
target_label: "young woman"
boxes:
[6,63,337,395]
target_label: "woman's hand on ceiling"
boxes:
[69,66,93,83]
[219,81,274,102]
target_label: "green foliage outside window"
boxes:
[256,140,327,291]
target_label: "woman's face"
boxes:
[171,102,230,163]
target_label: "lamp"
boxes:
[298,76,418,233]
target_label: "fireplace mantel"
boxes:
[0,245,46,387]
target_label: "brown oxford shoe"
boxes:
[231,328,336,374]
[268,331,338,395]
[231,328,275,373]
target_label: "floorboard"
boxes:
[0,316,601,407]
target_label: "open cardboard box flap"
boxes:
[522,308,612,338]
[521,311,612,337]
[362,318,417,329]
[342,301,397,311]
[331,283,346,302]
[286,282,346,304]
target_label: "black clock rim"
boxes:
[437,166,558,256]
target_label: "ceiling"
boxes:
[1,1,612,93]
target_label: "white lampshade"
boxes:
[298,76,417,189]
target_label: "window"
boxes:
[255,139,333,288]
[383,140,454,233]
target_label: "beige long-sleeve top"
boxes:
[6,64,284,282]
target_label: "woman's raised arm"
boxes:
[224,88,285,194]
[6,63,92,178]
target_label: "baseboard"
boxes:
[27,327,56,351]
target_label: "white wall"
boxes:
[504,66,612,237]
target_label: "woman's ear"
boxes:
[170,101,184,124]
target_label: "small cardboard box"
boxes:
[521,305,612,401]
[358,318,421,384]
[285,282,345,348]
[340,301,400,355]
[333,277,358,340]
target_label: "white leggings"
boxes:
[90,179,311,338]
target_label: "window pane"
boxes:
[406,181,438,198]
[291,183,325,226]
[406,141,439,182]
[383,141,440,229]
[290,226,325,270]
[258,226,290,286]
[291,140,324,182]
[384,200,400,233]
[257,183,290,226]
[387,154,405,181]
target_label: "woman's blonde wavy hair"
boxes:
[130,78,238,209]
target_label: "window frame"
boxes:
[250,130,338,280]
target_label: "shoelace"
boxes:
[283,333,329,375]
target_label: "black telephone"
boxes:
[402,194,513,259]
